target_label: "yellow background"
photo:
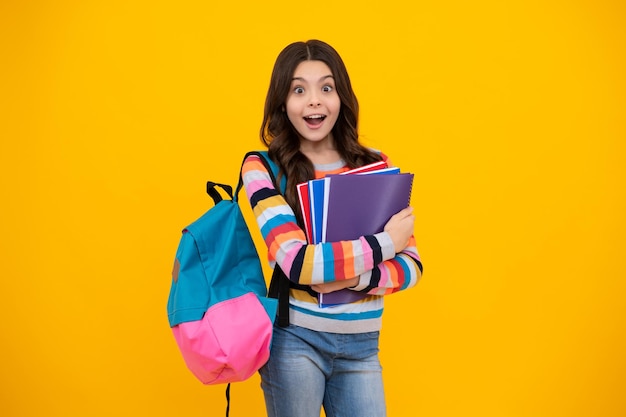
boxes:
[1,1,624,416]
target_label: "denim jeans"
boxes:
[259,324,386,417]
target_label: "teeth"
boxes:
[306,115,325,119]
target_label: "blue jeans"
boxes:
[259,324,386,417]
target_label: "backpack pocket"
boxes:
[172,292,276,385]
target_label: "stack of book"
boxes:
[296,161,414,307]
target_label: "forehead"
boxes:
[292,60,333,81]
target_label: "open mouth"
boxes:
[304,114,326,126]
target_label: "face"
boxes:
[285,60,341,147]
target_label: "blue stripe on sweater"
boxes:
[322,243,335,283]
[259,213,298,239]
[397,257,413,290]
[291,303,383,321]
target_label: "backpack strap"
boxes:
[268,264,290,327]
[206,182,233,204]
[234,150,285,200]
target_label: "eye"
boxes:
[322,85,334,93]
[294,86,304,94]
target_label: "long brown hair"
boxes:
[260,39,381,225]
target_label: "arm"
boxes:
[242,154,398,286]
[359,205,422,295]
[315,209,423,295]
[349,237,422,295]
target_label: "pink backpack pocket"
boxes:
[172,292,273,385]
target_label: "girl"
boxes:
[242,39,423,417]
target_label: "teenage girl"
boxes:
[242,39,423,417]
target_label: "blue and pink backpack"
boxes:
[167,151,287,415]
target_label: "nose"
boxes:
[308,92,321,107]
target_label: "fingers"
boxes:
[400,206,414,216]
[310,285,324,293]
[385,206,415,232]
[389,206,413,221]
[311,277,359,293]
[384,206,416,253]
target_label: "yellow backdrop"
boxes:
[1,1,624,416]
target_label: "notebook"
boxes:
[324,173,414,242]
[319,172,414,307]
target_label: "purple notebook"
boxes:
[318,286,373,307]
[324,173,414,241]
[319,173,414,307]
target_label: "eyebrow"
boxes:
[291,75,335,82]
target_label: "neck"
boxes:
[300,136,341,165]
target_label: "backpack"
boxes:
[167,151,287,413]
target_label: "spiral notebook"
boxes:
[323,173,414,242]
[319,172,414,307]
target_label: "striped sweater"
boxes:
[242,153,422,334]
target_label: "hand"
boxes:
[384,206,415,253]
[311,277,360,294]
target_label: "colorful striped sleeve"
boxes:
[351,236,423,295]
[241,154,397,286]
